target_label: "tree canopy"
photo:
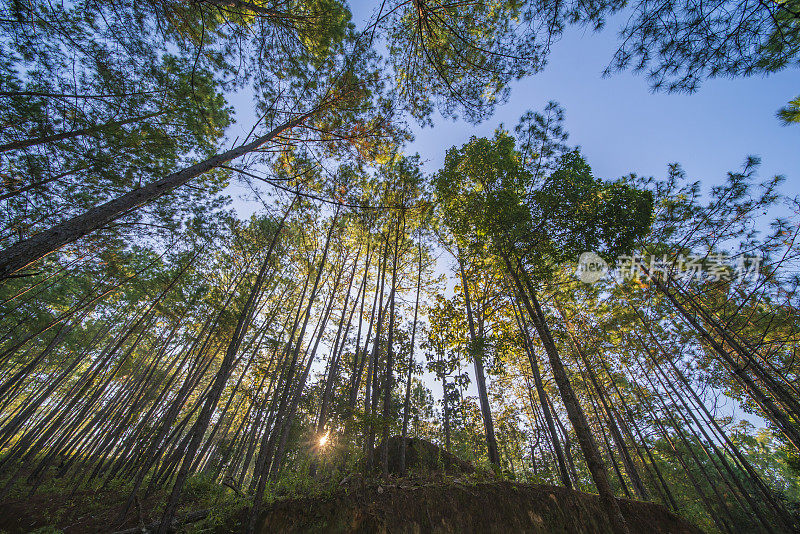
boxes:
[0,2,798,533]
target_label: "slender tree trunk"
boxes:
[629,317,781,532]
[246,208,339,534]
[156,209,288,534]
[442,372,451,454]
[650,276,800,450]
[364,234,388,470]
[399,235,422,475]
[457,250,500,467]
[628,365,734,534]
[0,111,315,279]
[505,256,629,534]
[564,324,649,501]
[343,238,372,424]
[665,355,797,532]
[381,214,403,477]
[648,351,773,533]
[630,357,740,534]
[0,251,197,497]
[317,245,362,433]
[512,299,572,488]
[668,277,800,407]
[343,238,376,436]
[585,383,632,498]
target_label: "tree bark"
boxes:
[399,235,422,475]
[505,256,629,534]
[457,250,500,467]
[0,111,315,279]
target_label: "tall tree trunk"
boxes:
[505,256,629,534]
[343,238,376,435]
[364,234,389,470]
[627,363,734,534]
[457,250,500,467]
[650,276,800,451]
[629,317,783,532]
[512,299,572,488]
[665,354,797,532]
[0,111,315,279]
[381,214,403,477]
[441,372,451,454]
[399,235,422,475]
[156,207,288,534]
[667,277,800,406]
[246,208,339,534]
[630,357,740,534]
[317,244,362,434]
[563,322,649,501]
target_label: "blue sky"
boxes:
[404,15,799,195]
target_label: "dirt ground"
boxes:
[243,480,703,534]
[0,439,702,533]
[0,486,165,533]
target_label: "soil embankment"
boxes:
[252,480,702,534]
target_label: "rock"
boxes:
[372,436,475,475]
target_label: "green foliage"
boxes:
[0,0,797,527]
[778,95,800,124]
[434,130,531,255]
[382,0,625,122]
[530,150,654,265]
[433,108,653,276]
[609,0,800,92]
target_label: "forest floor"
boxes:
[0,439,702,533]
[0,464,243,534]
[0,477,703,534]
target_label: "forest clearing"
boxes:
[0,0,798,532]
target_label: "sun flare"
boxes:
[318,432,329,448]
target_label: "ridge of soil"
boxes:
[245,480,703,534]
[0,439,702,533]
